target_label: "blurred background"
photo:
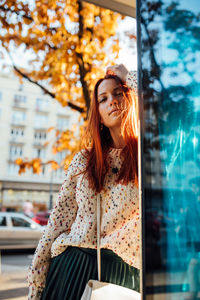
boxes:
[0,1,136,299]
[0,0,137,215]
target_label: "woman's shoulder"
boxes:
[72,149,88,163]
[68,149,89,170]
[126,70,137,94]
[64,150,88,177]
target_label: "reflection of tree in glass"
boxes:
[140,1,199,152]
[140,0,200,276]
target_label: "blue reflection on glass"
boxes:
[139,0,200,298]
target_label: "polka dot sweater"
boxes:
[28,149,140,299]
[28,76,140,300]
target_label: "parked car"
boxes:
[0,212,43,250]
[32,211,50,226]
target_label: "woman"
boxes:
[28,64,139,300]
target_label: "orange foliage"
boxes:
[0,0,122,111]
[0,0,122,174]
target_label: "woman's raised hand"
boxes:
[106,64,128,83]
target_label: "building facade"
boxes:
[0,73,80,212]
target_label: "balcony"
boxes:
[13,95,27,109]
[35,98,49,113]
[10,135,25,144]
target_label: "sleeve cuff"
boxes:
[28,286,43,300]
[126,70,137,94]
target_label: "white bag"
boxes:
[81,279,141,300]
[81,194,141,300]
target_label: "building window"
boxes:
[36,98,49,111]
[42,166,45,175]
[11,217,31,227]
[9,145,23,159]
[14,94,27,105]
[57,117,70,130]
[11,127,24,138]
[34,114,48,128]
[33,147,46,159]
[8,162,19,175]
[34,131,47,141]
[12,111,26,124]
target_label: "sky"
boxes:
[0,16,137,75]
[117,17,137,70]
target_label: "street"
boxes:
[0,250,34,300]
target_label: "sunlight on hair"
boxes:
[121,90,138,139]
[131,93,138,138]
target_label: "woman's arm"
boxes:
[27,153,82,299]
[106,64,137,94]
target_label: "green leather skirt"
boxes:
[41,246,140,300]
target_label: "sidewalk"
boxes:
[0,270,28,300]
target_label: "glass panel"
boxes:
[36,98,48,111]
[0,216,6,226]
[33,147,46,159]
[34,114,48,128]
[11,217,31,228]
[137,0,200,298]
[57,116,70,130]
[9,145,23,159]
[12,110,26,124]
[14,94,27,105]
[8,162,19,175]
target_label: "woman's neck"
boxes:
[109,127,125,149]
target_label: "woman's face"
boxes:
[97,78,124,129]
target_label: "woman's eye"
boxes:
[99,97,107,103]
[115,92,123,97]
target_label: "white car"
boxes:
[0,212,44,249]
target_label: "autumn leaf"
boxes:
[32,159,42,174]
[47,160,60,170]
[15,158,23,165]
[43,141,49,147]
[47,127,55,132]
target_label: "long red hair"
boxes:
[82,74,138,192]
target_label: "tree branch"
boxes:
[13,65,85,113]
[0,5,33,21]
[77,0,91,113]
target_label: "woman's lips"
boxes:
[109,109,119,115]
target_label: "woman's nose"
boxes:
[109,97,118,106]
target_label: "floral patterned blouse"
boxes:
[28,72,140,300]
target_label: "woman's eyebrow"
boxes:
[114,86,122,92]
[98,92,107,97]
[98,87,121,97]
